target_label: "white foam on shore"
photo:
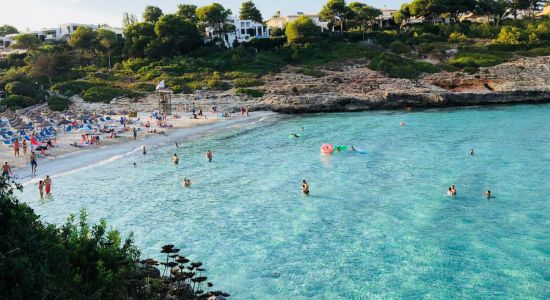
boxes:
[15,112,278,185]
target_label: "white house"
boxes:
[205,16,270,48]
[0,23,123,50]
[266,12,329,30]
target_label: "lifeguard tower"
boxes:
[156,89,173,115]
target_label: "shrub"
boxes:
[233,78,264,87]
[83,86,138,103]
[235,88,264,98]
[369,53,439,79]
[493,26,526,45]
[122,57,151,72]
[449,32,468,44]
[463,66,479,74]
[206,80,231,91]
[4,81,36,97]
[449,53,505,68]
[389,41,409,54]
[48,96,72,111]
[286,16,321,44]
[131,82,156,92]
[294,68,326,78]
[51,80,106,96]
[527,47,550,56]
[1,95,37,108]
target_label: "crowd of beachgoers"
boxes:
[0,104,251,182]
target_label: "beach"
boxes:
[11,110,276,184]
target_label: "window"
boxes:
[241,29,245,35]
[240,22,245,27]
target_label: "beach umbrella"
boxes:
[58,119,71,125]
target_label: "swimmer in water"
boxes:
[206,150,213,162]
[142,146,147,155]
[290,133,299,138]
[451,185,457,196]
[447,187,453,196]
[175,142,179,148]
[301,126,304,131]
[470,149,474,155]
[485,190,492,199]
[400,121,405,126]
[350,146,356,151]
[133,162,137,167]
[172,154,179,164]
[302,179,310,195]
[183,178,191,187]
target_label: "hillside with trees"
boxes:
[0,0,548,111]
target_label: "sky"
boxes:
[1,0,406,32]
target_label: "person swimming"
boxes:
[183,178,191,187]
[470,149,474,155]
[400,121,405,126]
[485,190,493,199]
[447,187,453,196]
[451,185,457,196]
[350,146,356,151]
[290,133,299,138]
[206,150,213,162]
[172,154,179,164]
[133,162,137,167]
[302,179,310,195]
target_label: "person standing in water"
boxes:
[30,152,37,175]
[172,154,179,164]
[175,142,179,148]
[38,180,44,198]
[206,150,213,162]
[142,146,147,155]
[400,121,406,127]
[485,190,493,199]
[302,179,310,195]
[133,127,137,140]
[470,149,474,155]
[451,185,457,196]
[44,175,52,195]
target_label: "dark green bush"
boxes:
[83,86,138,103]
[131,82,156,92]
[51,80,107,96]
[449,53,505,68]
[526,47,550,57]
[369,53,439,79]
[294,68,326,78]
[4,81,36,97]
[206,80,231,91]
[463,66,479,74]
[48,96,72,111]
[233,78,264,87]
[1,95,38,108]
[389,41,410,54]
[235,88,265,98]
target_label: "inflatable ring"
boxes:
[321,143,334,154]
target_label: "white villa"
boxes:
[0,23,123,50]
[266,12,329,31]
[205,16,270,48]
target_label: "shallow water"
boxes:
[21,105,550,299]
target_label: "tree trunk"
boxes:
[108,54,111,71]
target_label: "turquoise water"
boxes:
[21,105,550,299]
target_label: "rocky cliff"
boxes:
[254,56,550,113]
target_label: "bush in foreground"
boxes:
[0,177,229,299]
[1,95,38,109]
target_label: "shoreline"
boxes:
[14,111,278,185]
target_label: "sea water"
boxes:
[20,104,550,299]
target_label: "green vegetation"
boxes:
[48,96,72,111]
[369,53,439,79]
[82,86,138,103]
[1,95,37,109]
[0,177,228,299]
[0,0,549,104]
[235,87,265,97]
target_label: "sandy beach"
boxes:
[11,110,277,184]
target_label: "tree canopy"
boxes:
[286,16,321,44]
[239,1,263,23]
[0,24,18,36]
[197,3,233,40]
[13,34,41,50]
[143,5,164,23]
[177,4,198,23]
[320,0,351,31]
[123,22,157,58]
[348,2,382,31]
[155,14,202,55]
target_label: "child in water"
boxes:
[38,180,44,198]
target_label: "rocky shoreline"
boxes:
[71,56,550,114]
[252,56,550,113]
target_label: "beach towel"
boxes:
[30,135,46,147]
